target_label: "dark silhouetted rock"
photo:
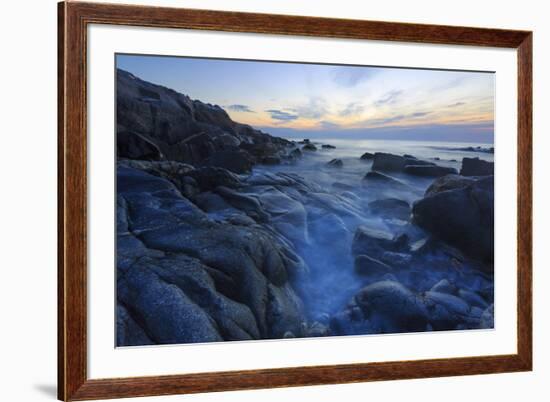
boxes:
[372,152,407,171]
[412,176,494,266]
[117,68,289,166]
[460,157,494,176]
[322,144,336,149]
[327,159,343,168]
[404,165,458,177]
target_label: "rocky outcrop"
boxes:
[117,69,290,168]
[117,165,308,345]
[460,157,494,176]
[412,176,494,267]
[372,152,409,171]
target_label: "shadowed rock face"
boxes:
[116,69,290,171]
[412,176,494,268]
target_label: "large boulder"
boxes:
[460,157,494,176]
[412,176,494,266]
[372,152,407,171]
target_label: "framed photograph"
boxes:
[58,1,532,400]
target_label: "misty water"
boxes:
[252,139,494,324]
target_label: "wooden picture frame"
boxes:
[58,1,532,400]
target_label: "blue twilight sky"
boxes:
[117,54,495,143]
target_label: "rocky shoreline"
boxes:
[116,69,495,346]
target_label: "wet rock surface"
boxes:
[413,175,494,267]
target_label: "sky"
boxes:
[117,54,494,143]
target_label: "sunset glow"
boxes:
[117,54,494,142]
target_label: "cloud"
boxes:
[367,111,430,126]
[447,102,466,108]
[265,109,299,122]
[374,90,403,107]
[290,97,329,120]
[332,67,377,87]
[226,104,254,113]
[339,102,365,117]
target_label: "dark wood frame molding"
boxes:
[58,1,532,400]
